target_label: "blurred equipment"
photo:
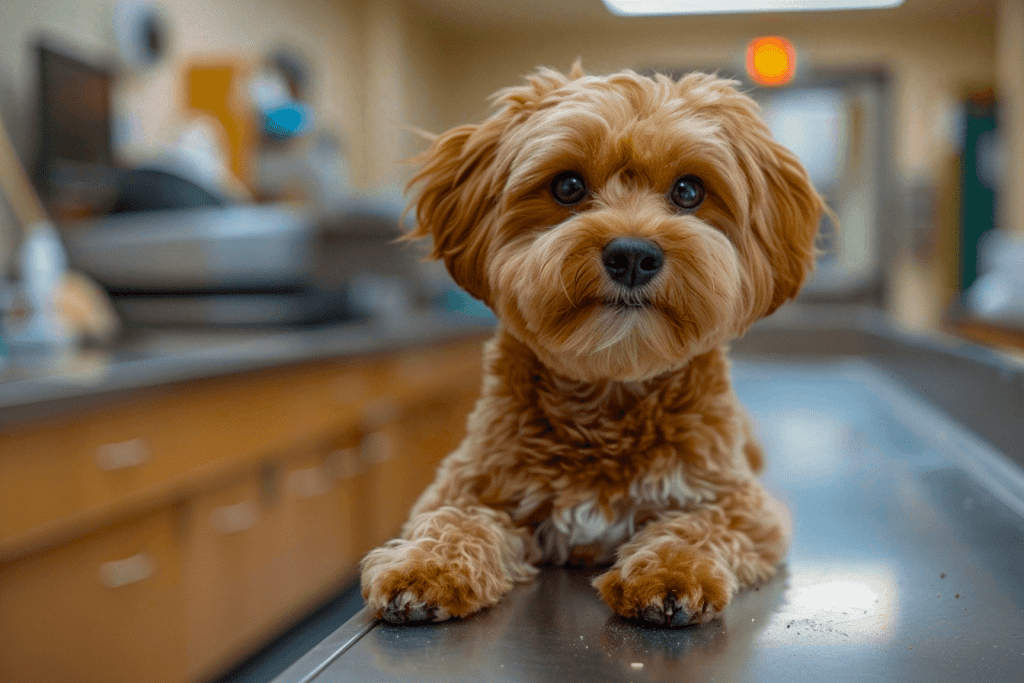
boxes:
[249,49,315,140]
[113,0,169,72]
[107,167,223,214]
[187,62,256,190]
[64,195,418,326]
[34,42,229,216]
[0,108,118,351]
[66,204,315,293]
[966,229,1024,325]
[32,39,415,328]
[34,43,115,204]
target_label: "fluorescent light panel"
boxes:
[603,0,904,15]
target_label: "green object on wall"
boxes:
[958,97,997,292]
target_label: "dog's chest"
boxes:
[522,466,704,565]
[532,500,645,565]
[511,362,722,564]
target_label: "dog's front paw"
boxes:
[361,507,535,624]
[361,541,491,623]
[379,589,450,624]
[593,547,738,627]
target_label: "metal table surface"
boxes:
[274,357,1024,683]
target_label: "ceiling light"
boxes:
[747,36,797,86]
[603,0,904,15]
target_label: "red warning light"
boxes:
[746,36,796,87]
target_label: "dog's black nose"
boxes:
[602,238,664,288]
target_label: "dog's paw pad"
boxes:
[593,554,735,628]
[379,591,451,624]
[638,592,715,627]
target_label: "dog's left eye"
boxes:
[670,175,705,211]
[551,171,588,206]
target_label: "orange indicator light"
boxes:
[747,36,797,87]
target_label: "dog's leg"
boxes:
[361,505,536,623]
[593,481,790,627]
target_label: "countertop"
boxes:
[273,356,1024,683]
[0,311,496,426]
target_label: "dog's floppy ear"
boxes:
[405,65,583,304]
[722,98,826,315]
[405,122,503,303]
[751,138,824,314]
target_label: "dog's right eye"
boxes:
[670,175,705,211]
[551,171,588,206]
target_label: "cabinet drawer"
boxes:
[0,417,91,544]
[184,435,373,680]
[281,443,359,603]
[327,434,377,561]
[0,509,187,683]
[0,358,382,553]
[360,392,475,545]
[184,473,263,678]
[75,365,357,513]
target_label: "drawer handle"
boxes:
[99,553,155,588]
[361,398,399,429]
[288,466,333,499]
[327,447,363,479]
[210,501,259,535]
[96,439,150,471]
[360,431,395,465]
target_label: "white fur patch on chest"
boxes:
[524,466,707,565]
[534,499,634,565]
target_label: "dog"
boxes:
[361,63,825,627]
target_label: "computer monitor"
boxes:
[35,42,114,194]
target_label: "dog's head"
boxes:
[408,65,825,382]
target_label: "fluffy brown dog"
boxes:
[361,64,825,627]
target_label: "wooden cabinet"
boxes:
[183,472,275,678]
[0,358,388,554]
[280,443,360,601]
[362,391,479,543]
[0,337,485,683]
[0,508,188,683]
[0,419,91,546]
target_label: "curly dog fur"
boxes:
[361,63,824,627]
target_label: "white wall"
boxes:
[415,11,995,184]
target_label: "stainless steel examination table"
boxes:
[274,313,1024,683]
